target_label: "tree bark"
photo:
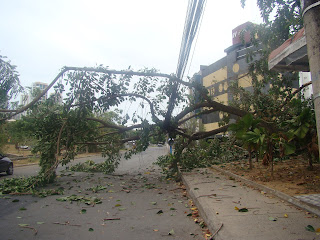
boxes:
[302,0,320,156]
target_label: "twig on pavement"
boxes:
[53,222,81,227]
[210,223,223,240]
[19,226,38,235]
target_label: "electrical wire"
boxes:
[186,0,207,79]
[176,0,207,80]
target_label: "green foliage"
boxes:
[70,160,116,174]
[56,195,102,205]
[0,55,23,110]
[3,118,36,148]
[0,124,7,153]
[155,137,247,178]
[0,176,63,197]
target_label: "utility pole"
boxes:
[301,0,320,152]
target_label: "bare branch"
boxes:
[175,102,214,122]
[280,80,312,109]
[86,117,142,132]
[0,67,69,119]
[190,125,229,140]
[96,93,160,123]
[178,108,218,126]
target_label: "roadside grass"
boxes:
[3,144,32,157]
[13,157,40,166]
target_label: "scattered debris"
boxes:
[209,223,223,240]
[56,195,102,205]
[19,225,38,235]
[53,221,81,227]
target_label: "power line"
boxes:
[186,0,207,79]
[176,0,207,80]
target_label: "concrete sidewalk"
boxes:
[182,168,320,240]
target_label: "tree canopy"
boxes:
[0,0,317,185]
[0,55,23,110]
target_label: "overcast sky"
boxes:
[0,0,262,89]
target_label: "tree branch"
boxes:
[77,135,140,145]
[280,80,312,109]
[86,117,142,132]
[178,108,218,126]
[0,67,69,119]
[96,93,160,123]
[190,125,229,140]
[0,66,172,120]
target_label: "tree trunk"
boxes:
[248,146,253,169]
[307,151,314,170]
[302,0,320,157]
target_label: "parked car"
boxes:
[19,145,29,149]
[0,154,13,175]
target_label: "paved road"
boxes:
[0,146,167,178]
[0,147,205,239]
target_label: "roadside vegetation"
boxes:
[0,0,318,197]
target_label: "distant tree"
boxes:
[0,55,23,111]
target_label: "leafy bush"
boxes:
[0,176,63,197]
[155,137,247,178]
[69,160,116,173]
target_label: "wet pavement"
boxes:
[0,147,205,240]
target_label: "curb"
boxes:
[181,174,221,239]
[210,165,320,217]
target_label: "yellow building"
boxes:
[195,22,299,132]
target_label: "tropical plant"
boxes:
[229,114,264,169]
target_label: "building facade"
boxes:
[195,22,299,132]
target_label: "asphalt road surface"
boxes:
[0,147,205,239]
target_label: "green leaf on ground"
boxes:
[199,221,206,228]
[89,228,94,232]
[80,209,87,214]
[118,208,126,211]
[115,204,122,207]
[12,199,20,202]
[151,202,157,205]
[56,195,102,205]
[306,225,316,232]
[238,208,248,212]
[157,210,163,214]
[18,224,29,227]
[268,217,277,221]
[37,222,45,225]
[19,207,27,211]
[194,188,199,190]
[168,229,175,235]
[170,208,176,211]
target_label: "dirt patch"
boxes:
[2,143,101,167]
[215,156,320,196]
[3,144,32,157]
